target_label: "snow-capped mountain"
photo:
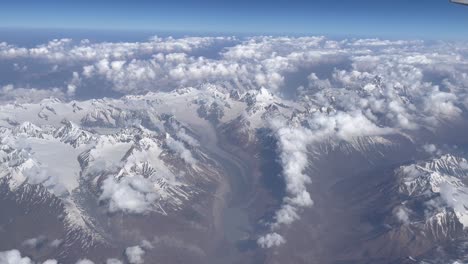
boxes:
[53,120,94,147]
[394,154,468,239]
[1,77,467,264]
[0,93,231,262]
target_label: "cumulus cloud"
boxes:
[66,72,81,96]
[0,249,57,264]
[263,108,394,237]
[241,37,468,245]
[422,144,443,156]
[393,205,411,224]
[0,36,237,95]
[22,236,47,249]
[439,183,468,217]
[165,134,197,165]
[22,164,68,197]
[49,239,62,248]
[140,240,154,250]
[0,37,235,62]
[99,175,158,214]
[2,35,467,104]
[0,250,33,264]
[125,246,145,264]
[423,144,437,154]
[257,232,286,248]
[461,161,468,170]
[175,128,199,147]
[0,36,342,95]
[268,124,314,227]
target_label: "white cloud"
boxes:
[140,240,154,250]
[66,72,81,96]
[271,124,314,207]
[423,144,440,155]
[22,236,47,249]
[394,206,411,224]
[0,249,57,264]
[125,246,145,264]
[2,36,466,108]
[0,84,65,103]
[49,239,62,248]
[99,175,158,214]
[165,134,197,165]
[461,161,468,170]
[175,128,199,147]
[0,250,32,264]
[265,109,393,233]
[22,164,68,197]
[0,37,235,62]
[67,84,77,96]
[257,232,286,248]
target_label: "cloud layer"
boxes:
[1,35,468,250]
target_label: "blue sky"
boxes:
[0,0,467,39]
